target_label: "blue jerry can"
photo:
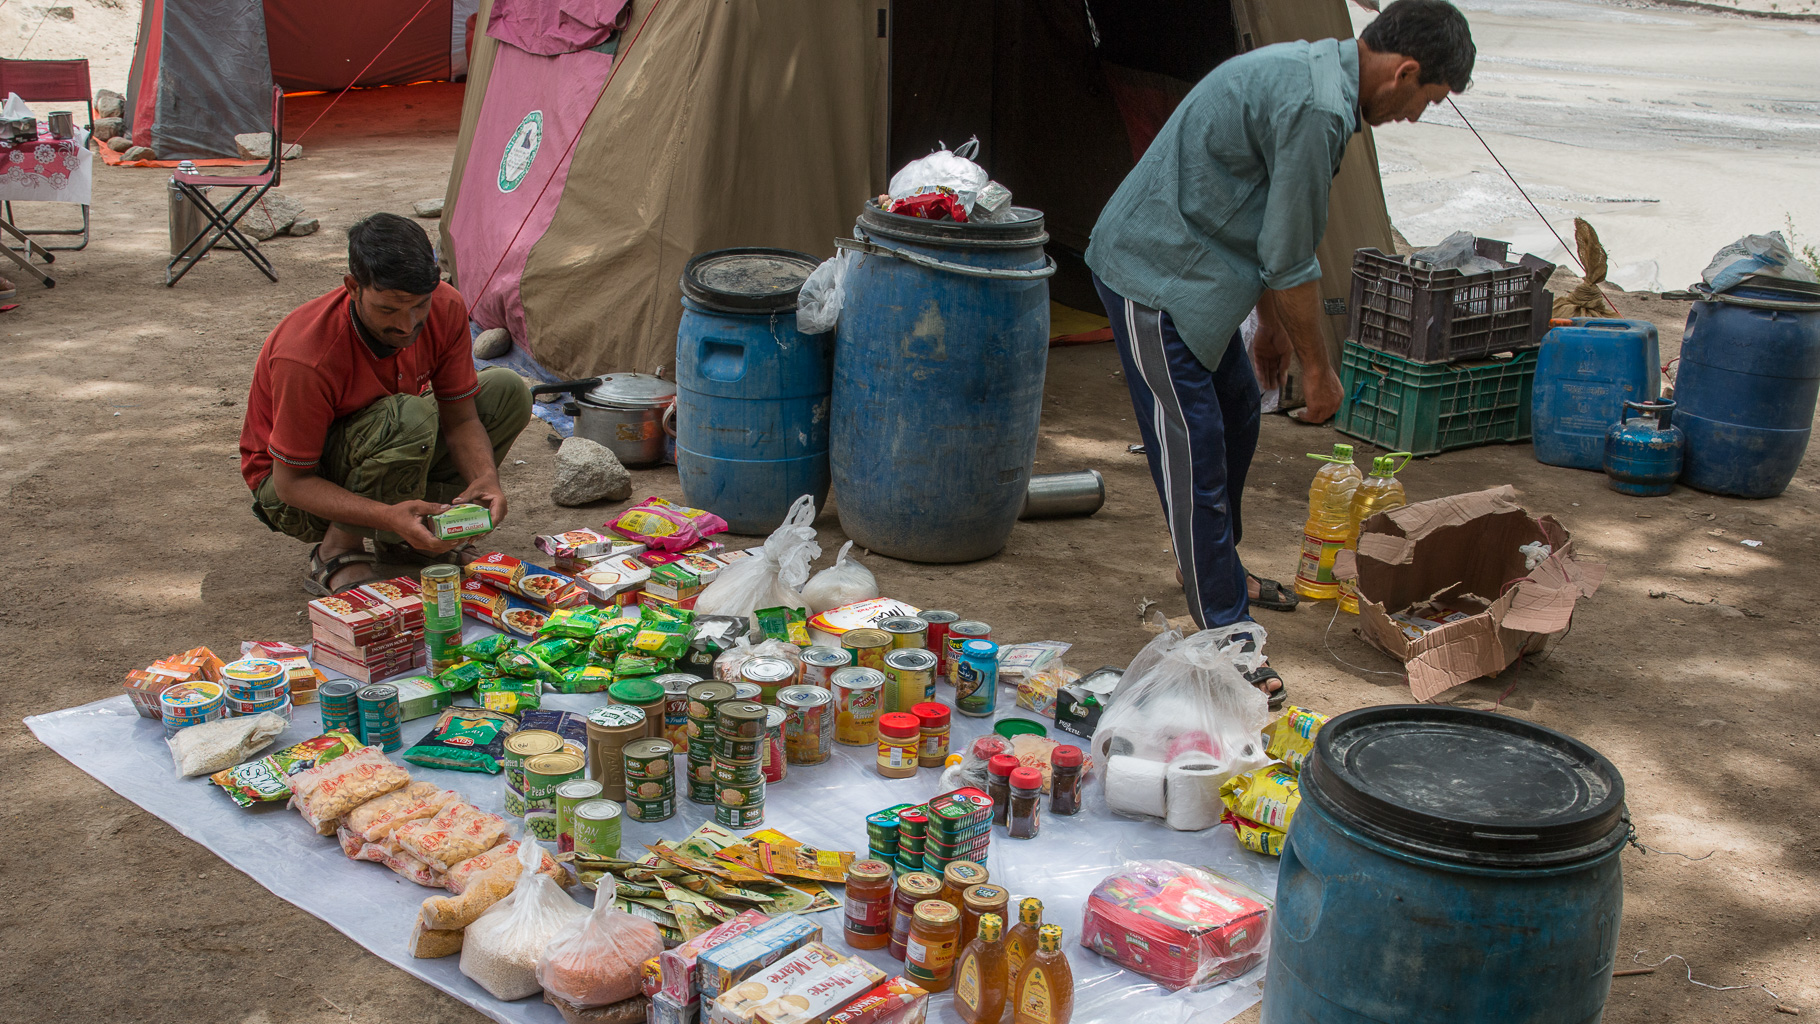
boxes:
[1531,318,1660,471]
[1603,399,1684,497]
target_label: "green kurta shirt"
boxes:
[1086,38,1362,370]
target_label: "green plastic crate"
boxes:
[1338,342,1536,457]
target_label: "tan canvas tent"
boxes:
[441,0,1393,381]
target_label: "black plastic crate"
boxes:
[1348,239,1555,364]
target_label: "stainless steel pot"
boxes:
[533,372,677,468]
[1020,469,1105,519]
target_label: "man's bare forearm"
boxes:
[1263,281,1333,378]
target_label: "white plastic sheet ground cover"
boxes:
[27,661,1277,1024]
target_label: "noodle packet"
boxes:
[754,606,809,646]
[555,663,615,694]
[528,637,585,665]
[462,634,519,662]
[210,730,360,808]
[1263,706,1329,773]
[606,497,729,553]
[631,621,690,660]
[436,660,488,692]
[479,674,542,715]
[540,606,603,640]
[1219,764,1301,831]
[613,651,663,678]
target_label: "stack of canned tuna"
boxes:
[712,699,769,829]
[684,680,736,804]
[158,680,228,738]
[219,657,294,720]
[622,737,677,822]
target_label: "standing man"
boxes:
[1087,0,1474,702]
[241,213,534,594]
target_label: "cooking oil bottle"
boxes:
[1338,453,1411,614]
[1293,444,1363,601]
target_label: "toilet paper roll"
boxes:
[1104,755,1168,818]
[1165,756,1227,832]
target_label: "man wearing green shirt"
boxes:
[1088,0,1475,702]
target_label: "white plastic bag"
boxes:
[535,878,664,1007]
[695,495,821,638]
[796,251,853,335]
[1092,624,1271,822]
[801,541,879,614]
[887,137,988,204]
[167,712,286,777]
[1703,231,1819,293]
[459,838,588,1000]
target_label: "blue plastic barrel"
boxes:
[1675,280,1820,498]
[830,202,1054,562]
[1532,318,1660,470]
[675,248,832,535]
[1261,705,1628,1024]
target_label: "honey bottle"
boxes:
[953,912,1009,1024]
[1005,897,1043,977]
[1010,924,1074,1024]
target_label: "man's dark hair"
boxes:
[347,212,439,294]
[1361,0,1475,93]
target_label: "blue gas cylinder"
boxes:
[1261,706,1628,1024]
[1603,399,1684,497]
[1675,279,1820,498]
[675,248,833,535]
[830,202,1053,562]
[1532,318,1660,470]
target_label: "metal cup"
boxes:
[46,111,73,139]
[1020,470,1106,519]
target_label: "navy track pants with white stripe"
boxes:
[1095,274,1261,629]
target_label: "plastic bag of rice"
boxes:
[460,838,587,999]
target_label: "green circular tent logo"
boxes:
[498,110,543,193]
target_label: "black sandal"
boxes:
[1249,573,1299,613]
[1245,663,1289,711]
[305,545,382,596]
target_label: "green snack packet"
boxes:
[554,663,615,694]
[497,650,540,678]
[435,659,488,692]
[754,606,809,645]
[632,620,691,660]
[478,674,541,715]
[209,730,360,808]
[539,605,603,639]
[403,707,518,773]
[640,602,695,628]
[613,651,664,678]
[525,650,565,684]
[460,634,519,661]
[527,637,583,665]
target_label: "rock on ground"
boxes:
[90,117,124,142]
[288,217,319,237]
[107,137,130,153]
[120,145,154,161]
[551,437,632,506]
[234,133,303,161]
[472,327,512,359]
[228,191,308,241]
[93,89,124,119]
[412,198,444,218]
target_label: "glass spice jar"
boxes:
[905,898,962,992]
[889,871,945,960]
[1049,745,1083,816]
[877,712,922,779]
[1007,766,1042,840]
[843,859,896,950]
[912,701,951,767]
[987,754,1020,827]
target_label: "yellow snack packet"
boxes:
[1264,706,1330,773]
[1220,763,1301,830]
[1227,813,1288,857]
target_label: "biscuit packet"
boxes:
[404,708,518,774]
[289,746,413,835]
[211,730,360,808]
[607,497,729,553]
[1218,764,1301,832]
[1263,706,1329,773]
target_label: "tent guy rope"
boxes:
[288,0,442,147]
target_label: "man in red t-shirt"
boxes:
[241,213,533,593]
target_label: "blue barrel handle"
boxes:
[1691,283,1820,312]
[835,235,1057,281]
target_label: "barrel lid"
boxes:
[859,199,1047,248]
[681,247,820,314]
[1303,705,1628,867]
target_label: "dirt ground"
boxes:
[2,83,1816,1024]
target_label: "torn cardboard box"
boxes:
[1334,485,1604,701]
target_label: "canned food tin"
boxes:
[425,625,464,674]
[711,757,764,787]
[716,700,768,739]
[318,678,359,716]
[585,704,647,800]
[714,801,766,830]
[882,648,938,714]
[800,646,851,689]
[687,777,717,805]
[945,621,992,685]
[732,683,762,701]
[504,730,565,795]
[954,639,1001,717]
[573,799,623,857]
[503,785,528,817]
[525,808,558,841]
[687,755,717,783]
[842,628,893,672]
[627,794,676,822]
[420,563,463,626]
[625,774,676,803]
[778,684,833,765]
[897,809,929,841]
[716,777,765,810]
[878,616,929,650]
[161,681,226,719]
[555,778,603,853]
[356,683,402,752]
[918,610,960,677]
[740,657,797,704]
[686,681,737,720]
[656,673,697,753]
[714,731,763,761]
[608,677,668,739]
[221,658,286,692]
[622,738,675,780]
[832,666,885,746]
[762,706,788,784]
[524,751,586,804]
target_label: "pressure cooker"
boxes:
[532,371,676,468]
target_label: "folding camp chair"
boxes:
[166,85,284,287]
[0,57,94,252]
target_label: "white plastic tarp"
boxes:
[27,638,1277,1024]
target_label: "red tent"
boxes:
[124,0,480,159]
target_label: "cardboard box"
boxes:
[1053,667,1121,740]
[306,579,423,647]
[704,942,885,1024]
[695,915,822,1000]
[657,909,773,1003]
[1334,485,1604,701]
[822,977,929,1024]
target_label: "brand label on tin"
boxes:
[587,704,647,728]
